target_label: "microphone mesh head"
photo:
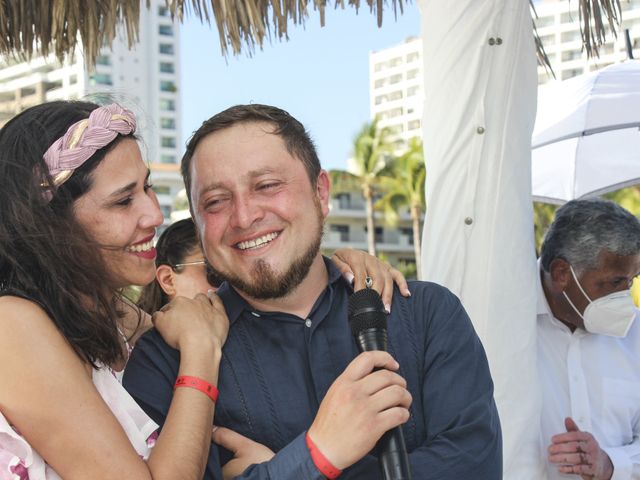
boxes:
[348,288,387,336]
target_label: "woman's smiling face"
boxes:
[73,138,164,289]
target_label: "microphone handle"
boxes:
[355,328,413,480]
[378,427,412,480]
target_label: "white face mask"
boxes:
[562,265,636,338]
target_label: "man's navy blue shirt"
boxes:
[123,258,502,479]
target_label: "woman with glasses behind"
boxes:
[138,218,221,313]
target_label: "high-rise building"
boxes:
[0,0,183,223]
[534,0,640,84]
[368,2,640,146]
[368,36,424,151]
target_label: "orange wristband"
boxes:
[174,375,219,403]
[305,432,342,479]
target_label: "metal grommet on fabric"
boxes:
[464,217,473,225]
[477,126,485,134]
[365,276,374,289]
[488,37,496,46]
[496,37,503,45]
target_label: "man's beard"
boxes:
[208,207,324,300]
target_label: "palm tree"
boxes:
[0,1,622,68]
[330,118,394,256]
[376,137,426,279]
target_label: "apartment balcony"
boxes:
[322,230,415,253]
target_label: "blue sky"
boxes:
[179,4,420,171]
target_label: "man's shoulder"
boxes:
[399,280,463,311]
[389,280,468,332]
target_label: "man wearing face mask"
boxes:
[537,198,640,480]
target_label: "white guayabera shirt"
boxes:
[537,270,640,480]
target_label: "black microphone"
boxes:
[348,288,412,480]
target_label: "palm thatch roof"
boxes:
[0,0,623,68]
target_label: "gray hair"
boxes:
[540,198,640,274]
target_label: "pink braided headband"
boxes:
[41,103,137,196]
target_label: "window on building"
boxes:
[160,80,177,92]
[561,68,583,80]
[406,52,419,63]
[159,43,174,54]
[330,224,350,242]
[69,74,77,85]
[374,78,387,89]
[389,90,402,101]
[375,94,387,105]
[374,63,384,72]
[407,68,419,80]
[561,12,574,23]
[153,185,171,195]
[389,57,402,67]
[390,74,402,85]
[161,205,172,218]
[400,227,414,245]
[160,117,176,129]
[561,49,582,61]
[535,16,554,28]
[159,25,174,36]
[158,5,169,16]
[96,55,111,66]
[407,86,419,97]
[336,193,351,210]
[160,154,176,164]
[160,99,176,111]
[408,119,421,131]
[364,226,384,243]
[160,62,175,73]
[89,73,113,86]
[561,30,581,43]
[388,107,403,118]
[161,137,176,148]
[387,124,403,135]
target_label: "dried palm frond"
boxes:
[578,0,621,57]
[0,0,625,68]
[0,0,140,67]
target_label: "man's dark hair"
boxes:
[540,198,640,274]
[181,104,321,208]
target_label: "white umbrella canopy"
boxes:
[532,60,640,204]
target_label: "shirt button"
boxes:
[488,37,496,45]
[464,217,473,225]
[477,126,485,134]
[305,318,312,328]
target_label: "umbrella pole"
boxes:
[625,29,635,59]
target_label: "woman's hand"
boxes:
[152,290,229,352]
[331,249,411,312]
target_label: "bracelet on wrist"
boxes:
[174,375,219,403]
[305,432,342,479]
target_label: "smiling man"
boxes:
[123,104,502,479]
[537,199,640,479]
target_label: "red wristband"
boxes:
[174,375,219,403]
[305,432,342,479]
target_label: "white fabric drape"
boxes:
[417,0,544,477]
